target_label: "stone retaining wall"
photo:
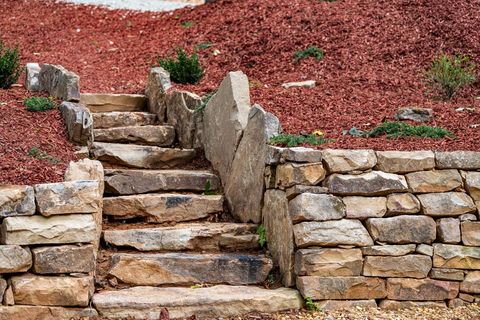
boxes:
[0,160,103,319]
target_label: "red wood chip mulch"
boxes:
[1,0,480,183]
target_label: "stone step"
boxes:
[103,193,224,223]
[103,222,259,252]
[92,112,157,129]
[80,93,146,113]
[109,252,272,286]
[92,142,195,169]
[104,169,221,195]
[93,125,175,146]
[93,285,303,320]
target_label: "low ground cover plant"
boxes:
[293,46,324,64]
[257,224,267,248]
[0,40,21,89]
[426,53,476,99]
[28,147,60,164]
[269,133,331,147]
[158,49,204,84]
[24,96,56,111]
[368,121,454,139]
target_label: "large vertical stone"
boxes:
[38,64,80,102]
[145,67,172,122]
[288,193,345,223]
[0,185,35,217]
[366,216,436,244]
[225,105,280,223]
[59,102,93,145]
[262,190,295,286]
[24,63,41,91]
[203,71,251,184]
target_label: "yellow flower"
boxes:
[311,130,324,137]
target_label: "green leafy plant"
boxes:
[304,297,321,312]
[158,49,204,84]
[203,180,215,195]
[293,46,324,64]
[269,134,331,147]
[0,41,21,89]
[426,53,476,99]
[24,96,56,111]
[181,21,193,28]
[196,42,212,50]
[195,90,217,113]
[28,147,60,164]
[257,224,267,248]
[367,121,454,139]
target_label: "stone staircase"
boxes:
[81,94,302,319]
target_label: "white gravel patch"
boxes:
[59,0,203,12]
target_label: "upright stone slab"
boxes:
[375,151,435,173]
[0,185,35,217]
[145,67,172,122]
[262,190,295,286]
[225,105,280,223]
[59,102,93,145]
[366,215,436,244]
[288,193,345,223]
[166,90,202,148]
[325,171,408,196]
[320,149,377,173]
[203,71,251,184]
[0,245,32,273]
[24,63,41,91]
[38,64,80,101]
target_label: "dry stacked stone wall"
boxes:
[263,148,480,309]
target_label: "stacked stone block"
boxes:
[264,148,480,309]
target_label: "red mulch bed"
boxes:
[0,87,77,185]
[0,0,479,182]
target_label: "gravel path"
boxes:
[59,0,203,12]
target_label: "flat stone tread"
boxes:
[92,111,157,129]
[93,125,175,146]
[80,93,146,113]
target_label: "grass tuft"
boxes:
[28,147,60,164]
[293,46,324,64]
[269,134,331,147]
[367,121,454,139]
[24,96,56,112]
[257,224,267,248]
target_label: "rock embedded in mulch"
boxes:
[38,64,80,102]
[24,63,41,91]
[281,80,316,89]
[394,107,434,123]
[60,102,93,146]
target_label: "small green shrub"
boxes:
[367,121,454,139]
[269,134,331,147]
[305,297,321,312]
[158,49,204,84]
[426,53,476,99]
[203,179,215,195]
[181,21,193,28]
[293,46,324,64]
[24,96,56,112]
[28,147,60,164]
[0,41,21,89]
[257,224,267,248]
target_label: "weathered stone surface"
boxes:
[24,63,41,91]
[437,218,461,244]
[0,306,98,320]
[461,221,480,246]
[92,142,195,169]
[74,145,89,159]
[285,185,328,200]
[64,159,104,196]
[418,192,476,217]
[0,185,35,217]
[460,213,478,221]
[166,90,203,148]
[109,252,272,286]
[276,162,325,188]
[262,190,295,287]
[145,67,172,122]
[375,151,435,173]
[31,245,95,274]
[316,300,377,311]
[459,292,475,302]
[394,107,433,123]
[103,194,223,223]
[379,300,446,310]
[361,244,417,256]
[363,255,432,278]
[465,171,480,201]
[366,216,436,244]
[288,193,345,223]
[343,196,386,219]
[80,93,146,113]
[104,223,258,251]
[282,80,316,89]
[38,64,80,101]
[94,125,175,146]
[436,151,480,170]
[297,276,386,300]
[225,105,280,223]
[264,166,276,189]
[406,169,462,193]
[386,193,420,215]
[93,285,302,320]
[3,285,13,305]
[265,146,283,164]
[460,271,480,294]
[11,274,93,307]
[293,219,373,247]
[104,169,220,195]
[386,278,459,301]
[203,71,251,184]
[283,147,322,163]
[429,268,465,281]
[433,244,480,270]
[416,244,434,256]
[0,245,32,273]
[0,278,6,302]
[34,180,100,216]
[325,171,408,196]
[1,214,96,245]
[321,149,376,173]
[295,248,363,276]
[59,102,93,145]
[447,298,467,308]
[92,111,157,129]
